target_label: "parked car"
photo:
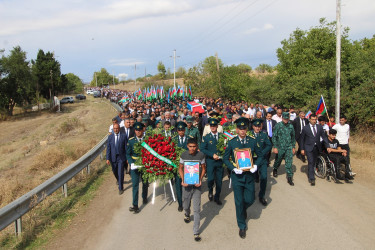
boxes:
[76,94,86,100]
[86,90,94,95]
[60,96,74,104]
[93,91,101,98]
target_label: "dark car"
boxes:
[76,94,86,100]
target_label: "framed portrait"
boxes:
[183,160,200,185]
[234,148,254,171]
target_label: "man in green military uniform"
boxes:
[223,117,262,239]
[223,114,233,127]
[200,118,224,205]
[272,112,296,186]
[185,116,201,145]
[126,122,149,213]
[173,121,190,211]
[251,119,272,206]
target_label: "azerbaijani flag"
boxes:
[223,131,234,139]
[316,95,327,115]
[187,101,205,114]
[305,110,312,119]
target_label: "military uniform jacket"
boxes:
[185,126,200,145]
[272,122,296,149]
[200,133,223,167]
[223,135,262,172]
[126,137,142,165]
[172,135,190,150]
[250,130,272,164]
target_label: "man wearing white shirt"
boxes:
[272,108,283,123]
[332,115,355,177]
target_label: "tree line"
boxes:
[0,48,83,116]
[182,19,374,129]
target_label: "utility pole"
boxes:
[170,49,180,89]
[335,0,341,124]
[134,64,137,86]
[215,52,222,92]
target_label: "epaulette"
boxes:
[128,137,135,141]
[247,134,255,139]
[188,135,194,138]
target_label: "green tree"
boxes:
[64,73,84,93]
[31,49,61,99]
[157,61,166,79]
[237,63,252,73]
[0,46,33,115]
[255,64,273,73]
[90,68,117,87]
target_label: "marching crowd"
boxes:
[104,91,354,241]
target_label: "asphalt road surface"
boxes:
[47,157,375,250]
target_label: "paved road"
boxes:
[47,157,375,250]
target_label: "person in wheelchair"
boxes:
[324,129,353,182]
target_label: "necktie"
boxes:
[313,125,317,137]
[268,121,272,137]
[115,134,118,146]
[180,137,183,145]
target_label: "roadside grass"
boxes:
[0,160,110,249]
[351,129,375,161]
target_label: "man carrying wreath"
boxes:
[223,117,262,239]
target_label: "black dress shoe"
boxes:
[259,198,268,206]
[214,199,222,205]
[178,206,183,212]
[310,179,315,186]
[129,206,139,213]
[287,177,294,186]
[143,198,148,204]
[239,229,246,239]
[208,193,213,201]
[273,169,278,178]
[119,189,124,195]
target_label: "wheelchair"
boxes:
[315,153,340,183]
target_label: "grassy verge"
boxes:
[0,160,110,249]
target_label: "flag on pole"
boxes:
[316,95,327,115]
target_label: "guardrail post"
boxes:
[62,183,68,198]
[86,165,90,174]
[100,152,103,160]
[15,217,22,236]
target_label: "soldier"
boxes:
[173,121,190,211]
[223,117,261,239]
[126,122,149,213]
[200,118,224,205]
[185,116,201,145]
[223,113,233,127]
[272,112,296,186]
[251,119,272,206]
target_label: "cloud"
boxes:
[109,59,145,66]
[243,23,274,35]
[118,73,128,80]
[0,0,239,36]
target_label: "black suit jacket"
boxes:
[262,119,276,136]
[293,117,309,141]
[119,127,135,140]
[300,124,325,152]
[106,132,127,162]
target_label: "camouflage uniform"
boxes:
[272,121,296,177]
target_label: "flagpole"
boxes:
[321,95,331,123]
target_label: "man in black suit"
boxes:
[293,111,308,162]
[106,124,128,194]
[262,112,276,165]
[300,114,325,186]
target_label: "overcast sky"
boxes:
[1,0,374,82]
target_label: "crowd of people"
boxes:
[103,87,354,241]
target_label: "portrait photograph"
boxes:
[183,161,200,185]
[234,148,254,171]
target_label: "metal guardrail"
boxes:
[0,101,122,235]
